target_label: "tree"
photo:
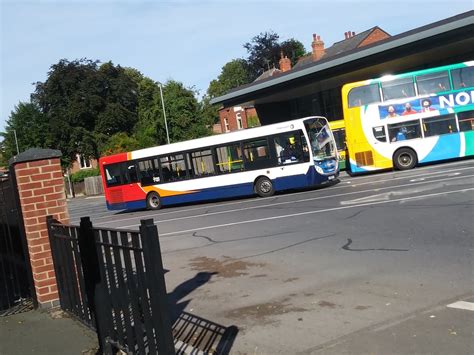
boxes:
[31,59,138,166]
[207,59,252,98]
[0,102,50,165]
[100,132,141,156]
[244,31,280,80]
[243,31,306,80]
[163,81,212,142]
[280,39,306,67]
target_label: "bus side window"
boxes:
[126,163,138,183]
[458,110,474,132]
[104,163,122,186]
[388,120,422,142]
[348,84,380,108]
[416,71,450,95]
[451,67,474,89]
[273,133,302,165]
[190,149,215,178]
[381,77,415,101]
[138,159,160,185]
[215,144,244,173]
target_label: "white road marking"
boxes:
[410,178,425,182]
[156,187,474,236]
[446,301,474,311]
[335,166,474,189]
[97,174,474,228]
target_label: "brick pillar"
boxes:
[10,148,69,308]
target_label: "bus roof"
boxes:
[342,61,474,93]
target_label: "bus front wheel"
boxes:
[146,191,162,210]
[393,148,417,170]
[255,177,274,197]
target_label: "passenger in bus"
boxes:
[401,102,418,115]
[391,127,407,142]
[280,137,299,163]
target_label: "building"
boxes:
[210,11,474,125]
[70,154,98,174]
[218,105,259,133]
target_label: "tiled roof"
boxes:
[254,68,282,82]
[293,27,384,69]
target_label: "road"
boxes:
[68,159,474,354]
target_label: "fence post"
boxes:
[78,217,107,354]
[46,215,62,305]
[140,219,176,355]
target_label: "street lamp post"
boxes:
[157,81,170,145]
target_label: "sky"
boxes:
[0,0,472,131]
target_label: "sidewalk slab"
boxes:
[0,310,97,355]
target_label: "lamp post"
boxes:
[157,81,170,145]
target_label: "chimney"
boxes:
[312,33,325,61]
[345,31,356,39]
[279,51,292,72]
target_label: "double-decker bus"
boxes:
[342,62,474,173]
[99,116,339,211]
[329,119,346,170]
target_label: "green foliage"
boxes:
[280,38,306,67]
[0,102,51,165]
[30,59,138,166]
[243,31,306,80]
[207,59,252,98]
[244,31,280,80]
[164,80,212,143]
[70,168,100,183]
[247,115,261,128]
[100,132,142,156]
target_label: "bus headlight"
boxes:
[315,166,324,175]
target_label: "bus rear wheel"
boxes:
[393,148,417,170]
[146,192,162,210]
[255,177,274,197]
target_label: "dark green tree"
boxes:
[164,80,212,142]
[280,38,307,67]
[243,31,306,80]
[31,59,138,166]
[0,102,50,165]
[207,59,252,98]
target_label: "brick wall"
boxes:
[358,28,390,47]
[219,106,259,133]
[14,157,69,308]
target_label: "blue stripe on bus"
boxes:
[420,133,461,164]
[106,165,335,210]
[107,199,147,211]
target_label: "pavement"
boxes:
[3,160,473,354]
[0,309,98,355]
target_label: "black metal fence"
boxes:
[47,216,175,354]
[0,175,33,316]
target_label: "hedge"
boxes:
[70,168,100,183]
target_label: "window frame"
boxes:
[415,70,451,95]
[348,83,381,108]
[381,76,416,101]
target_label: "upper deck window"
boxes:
[348,84,380,108]
[381,77,415,101]
[451,66,474,90]
[416,71,450,95]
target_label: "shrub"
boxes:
[70,168,100,183]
